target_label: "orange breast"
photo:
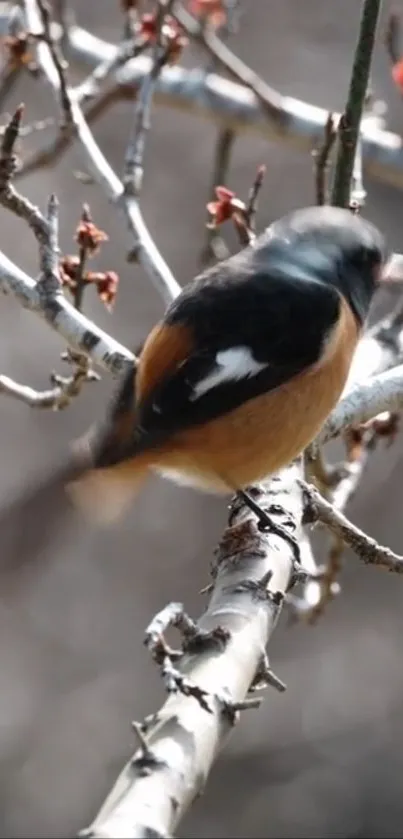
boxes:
[152,297,359,493]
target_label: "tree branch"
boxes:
[0,1,401,835]
[331,0,381,207]
[301,481,403,573]
[0,248,134,374]
[81,465,303,839]
[56,22,403,193]
[23,0,181,303]
[298,299,403,620]
[320,363,403,445]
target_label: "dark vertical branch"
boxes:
[331,0,382,208]
[312,112,337,206]
[200,125,235,265]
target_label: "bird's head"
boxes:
[262,205,389,327]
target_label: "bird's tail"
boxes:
[0,456,81,577]
[0,449,151,579]
[65,453,151,526]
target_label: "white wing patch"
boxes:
[190,346,267,401]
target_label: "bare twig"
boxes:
[34,0,73,128]
[303,436,371,623]
[0,104,50,246]
[200,126,234,265]
[24,0,181,303]
[0,359,99,411]
[38,192,60,297]
[121,0,142,40]
[312,112,337,205]
[73,204,91,311]
[244,163,266,234]
[0,374,65,408]
[14,88,117,177]
[123,0,176,196]
[77,39,148,103]
[385,11,401,67]
[0,106,128,398]
[0,11,35,108]
[0,104,117,370]
[299,299,403,620]
[173,1,285,123]
[302,481,403,573]
[332,0,381,207]
[0,112,55,137]
[0,17,397,191]
[0,246,134,374]
[206,163,266,248]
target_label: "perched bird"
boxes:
[0,205,388,571]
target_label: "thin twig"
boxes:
[0,103,63,302]
[15,88,117,177]
[0,18,399,191]
[332,0,381,207]
[299,299,403,620]
[385,11,401,66]
[244,163,266,233]
[24,0,181,303]
[123,1,175,197]
[172,1,285,123]
[200,126,234,265]
[0,104,49,243]
[77,39,148,102]
[34,0,73,127]
[0,113,55,138]
[38,192,60,296]
[121,0,142,40]
[312,112,337,205]
[304,436,371,623]
[0,361,99,411]
[0,245,134,374]
[72,203,93,311]
[302,481,403,573]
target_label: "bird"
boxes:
[0,204,389,574]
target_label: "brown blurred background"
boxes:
[1,1,403,836]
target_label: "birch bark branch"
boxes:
[82,467,303,839]
[22,8,403,190]
[0,2,401,838]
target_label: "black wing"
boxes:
[135,257,342,443]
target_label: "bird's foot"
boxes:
[237,489,301,566]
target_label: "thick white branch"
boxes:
[1,6,403,192]
[65,25,403,192]
[83,464,303,839]
[0,250,133,374]
[320,364,403,444]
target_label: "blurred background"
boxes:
[1,0,403,836]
